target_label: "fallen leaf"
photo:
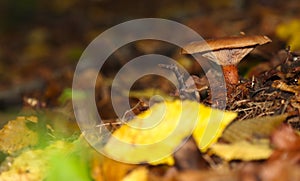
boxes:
[0,139,92,181]
[260,159,300,181]
[177,170,239,181]
[276,20,300,51]
[92,155,137,181]
[268,150,300,164]
[104,100,237,165]
[104,100,195,165]
[174,138,208,170]
[271,124,300,151]
[0,116,38,154]
[222,114,287,143]
[210,140,273,161]
[0,149,47,181]
[122,167,148,181]
[192,106,237,152]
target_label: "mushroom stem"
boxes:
[222,65,239,85]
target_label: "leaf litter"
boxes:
[1,1,300,180]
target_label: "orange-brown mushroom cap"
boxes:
[181,35,271,65]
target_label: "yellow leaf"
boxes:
[192,106,237,152]
[0,140,88,181]
[0,116,38,154]
[276,20,300,51]
[104,100,237,165]
[0,141,72,181]
[210,140,273,161]
[0,149,47,181]
[122,167,148,181]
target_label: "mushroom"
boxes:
[182,35,272,86]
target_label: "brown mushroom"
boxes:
[182,35,271,86]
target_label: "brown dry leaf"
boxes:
[210,140,273,161]
[260,160,300,181]
[176,170,238,181]
[268,150,300,165]
[0,116,38,154]
[222,114,288,143]
[174,138,208,170]
[271,124,300,151]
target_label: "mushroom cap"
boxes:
[181,35,271,65]
[182,35,271,54]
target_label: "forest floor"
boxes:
[0,0,300,180]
